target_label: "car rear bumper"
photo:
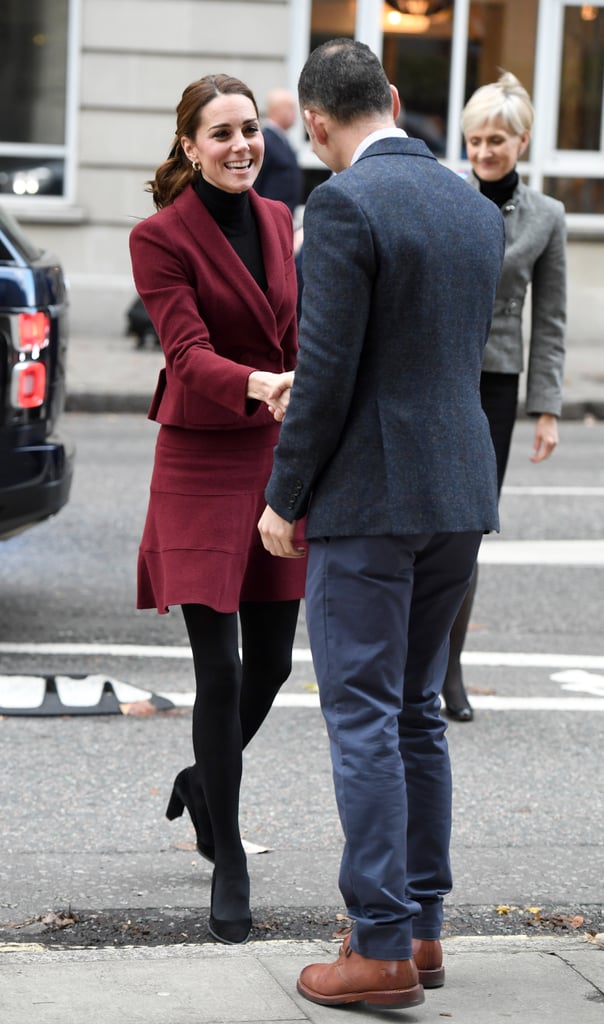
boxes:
[0,435,75,539]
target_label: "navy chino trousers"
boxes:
[305,531,483,961]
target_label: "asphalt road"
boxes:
[0,413,602,946]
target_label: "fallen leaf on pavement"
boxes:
[120,700,159,716]
[39,911,77,929]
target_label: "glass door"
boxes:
[533,1,604,216]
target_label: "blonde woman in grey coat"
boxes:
[443,71,566,721]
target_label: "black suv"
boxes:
[0,207,74,539]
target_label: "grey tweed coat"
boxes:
[468,173,566,416]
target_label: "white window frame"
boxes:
[533,0,604,233]
[290,0,604,233]
[0,0,80,215]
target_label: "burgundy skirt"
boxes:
[137,423,307,614]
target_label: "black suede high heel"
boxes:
[208,870,252,945]
[442,676,474,722]
[442,568,477,722]
[165,767,215,863]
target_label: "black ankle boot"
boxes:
[165,766,215,862]
[208,867,252,945]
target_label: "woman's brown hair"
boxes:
[147,74,259,209]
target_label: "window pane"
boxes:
[544,176,604,215]
[465,1,538,103]
[311,0,357,50]
[382,3,454,156]
[557,6,604,151]
[0,155,64,196]
[0,0,69,146]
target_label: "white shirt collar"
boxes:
[350,127,408,166]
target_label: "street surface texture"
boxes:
[0,413,602,948]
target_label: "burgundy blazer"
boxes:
[129,184,298,430]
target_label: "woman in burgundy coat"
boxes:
[129,75,306,944]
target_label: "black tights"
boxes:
[181,599,299,915]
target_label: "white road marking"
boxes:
[0,675,164,710]
[462,652,604,669]
[502,486,604,496]
[3,668,604,712]
[0,642,198,659]
[2,644,604,670]
[551,669,604,697]
[478,539,604,565]
[1,675,603,712]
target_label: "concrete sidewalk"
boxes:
[1,935,603,1023]
[65,330,604,418]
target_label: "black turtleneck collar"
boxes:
[192,173,267,292]
[475,168,519,209]
[193,173,253,235]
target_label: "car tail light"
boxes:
[18,311,50,351]
[11,360,47,408]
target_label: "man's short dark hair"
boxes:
[298,38,393,124]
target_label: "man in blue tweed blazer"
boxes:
[259,39,504,1009]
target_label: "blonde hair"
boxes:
[461,71,534,138]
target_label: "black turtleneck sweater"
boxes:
[193,174,267,292]
[476,168,518,209]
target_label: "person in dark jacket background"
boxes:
[254,88,303,214]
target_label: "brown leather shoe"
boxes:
[297,939,425,1008]
[412,938,445,988]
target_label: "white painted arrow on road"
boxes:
[551,669,604,697]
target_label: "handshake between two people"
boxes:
[247,369,306,559]
[247,370,293,422]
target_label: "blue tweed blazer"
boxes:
[265,137,505,538]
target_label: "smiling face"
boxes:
[465,117,530,182]
[181,93,264,193]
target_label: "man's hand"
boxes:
[267,386,291,422]
[531,413,559,462]
[258,505,306,558]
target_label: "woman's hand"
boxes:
[531,413,559,462]
[247,370,294,421]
